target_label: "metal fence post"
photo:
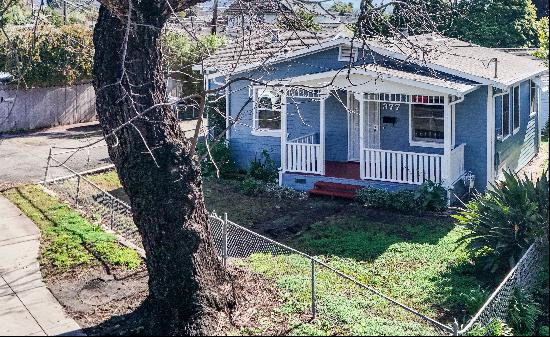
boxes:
[223,212,228,269]
[452,319,459,336]
[75,175,81,206]
[311,259,316,319]
[43,148,52,183]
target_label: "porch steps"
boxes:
[309,181,362,200]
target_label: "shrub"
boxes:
[265,183,307,200]
[355,180,447,214]
[239,176,265,196]
[542,119,549,142]
[248,150,278,183]
[458,286,489,316]
[355,187,391,209]
[0,24,93,88]
[414,180,447,211]
[507,288,540,335]
[196,141,234,178]
[465,319,513,336]
[453,170,549,273]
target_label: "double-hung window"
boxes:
[512,85,520,133]
[530,80,538,117]
[502,93,510,139]
[411,104,444,145]
[253,87,281,135]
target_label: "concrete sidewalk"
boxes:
[0,196,84,336]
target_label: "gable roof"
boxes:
[198,31,547,90]
[196,29,343,73]
[366,34,547,89]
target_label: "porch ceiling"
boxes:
[274,65,479,97]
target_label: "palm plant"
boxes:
[453,170,548,273]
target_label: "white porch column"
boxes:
[280,90,287,174]
[442,95,452,187]
[358,93,365,179]
[319,94,327,175]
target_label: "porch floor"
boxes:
[325,161,361,180]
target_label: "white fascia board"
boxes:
[504,69,548,88]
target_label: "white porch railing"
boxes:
[285,143,323,174]
[362,148,443,184]
[289,132,318,144]
[449,143,466,183]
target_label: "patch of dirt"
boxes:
[45,265,149,332]
[46,262,296,336]
[518,143,549,180]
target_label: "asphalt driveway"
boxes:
[0,122,107,188]
[0,119,206,189]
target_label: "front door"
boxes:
[348,94,380,161]
[365,100,380,149]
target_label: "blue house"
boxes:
[196,30,547,199]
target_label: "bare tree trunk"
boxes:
[92,3,231,335]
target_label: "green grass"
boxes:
[236,215,486,335]
[3,185,141,271]
[82,171,489,335]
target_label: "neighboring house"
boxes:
[195,31,547,200]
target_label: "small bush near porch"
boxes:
[84,171,501,335]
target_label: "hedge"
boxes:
[0,24,93,88]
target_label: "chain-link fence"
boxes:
[41,146,545,336]
[457,241,544,335]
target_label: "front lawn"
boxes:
[236,215,485,335]
[85,171,492,335]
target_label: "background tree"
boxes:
[533,16,549,64]
[330,0,353,16]
[277,8,321,31]
[451,0,539,47]
[390,0,455,36]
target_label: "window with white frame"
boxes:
[512,85,520,133]
[253,88,281,132]
[411,104,444,144]
[530,80,537,116]
[502,93,510,139]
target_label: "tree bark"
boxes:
[92,3,231,335]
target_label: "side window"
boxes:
[253,88,281,131]
[502,93,510,139]
[530,80,537,116]
[512,85,520,133]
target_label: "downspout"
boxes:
[225,81,231,142]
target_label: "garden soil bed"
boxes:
[45,263,292,336]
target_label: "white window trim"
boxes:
[338,45,358,62]
[252,86,282,137]
[512,85,520,135]
[501,94,511,141]
[408,103,445,149]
